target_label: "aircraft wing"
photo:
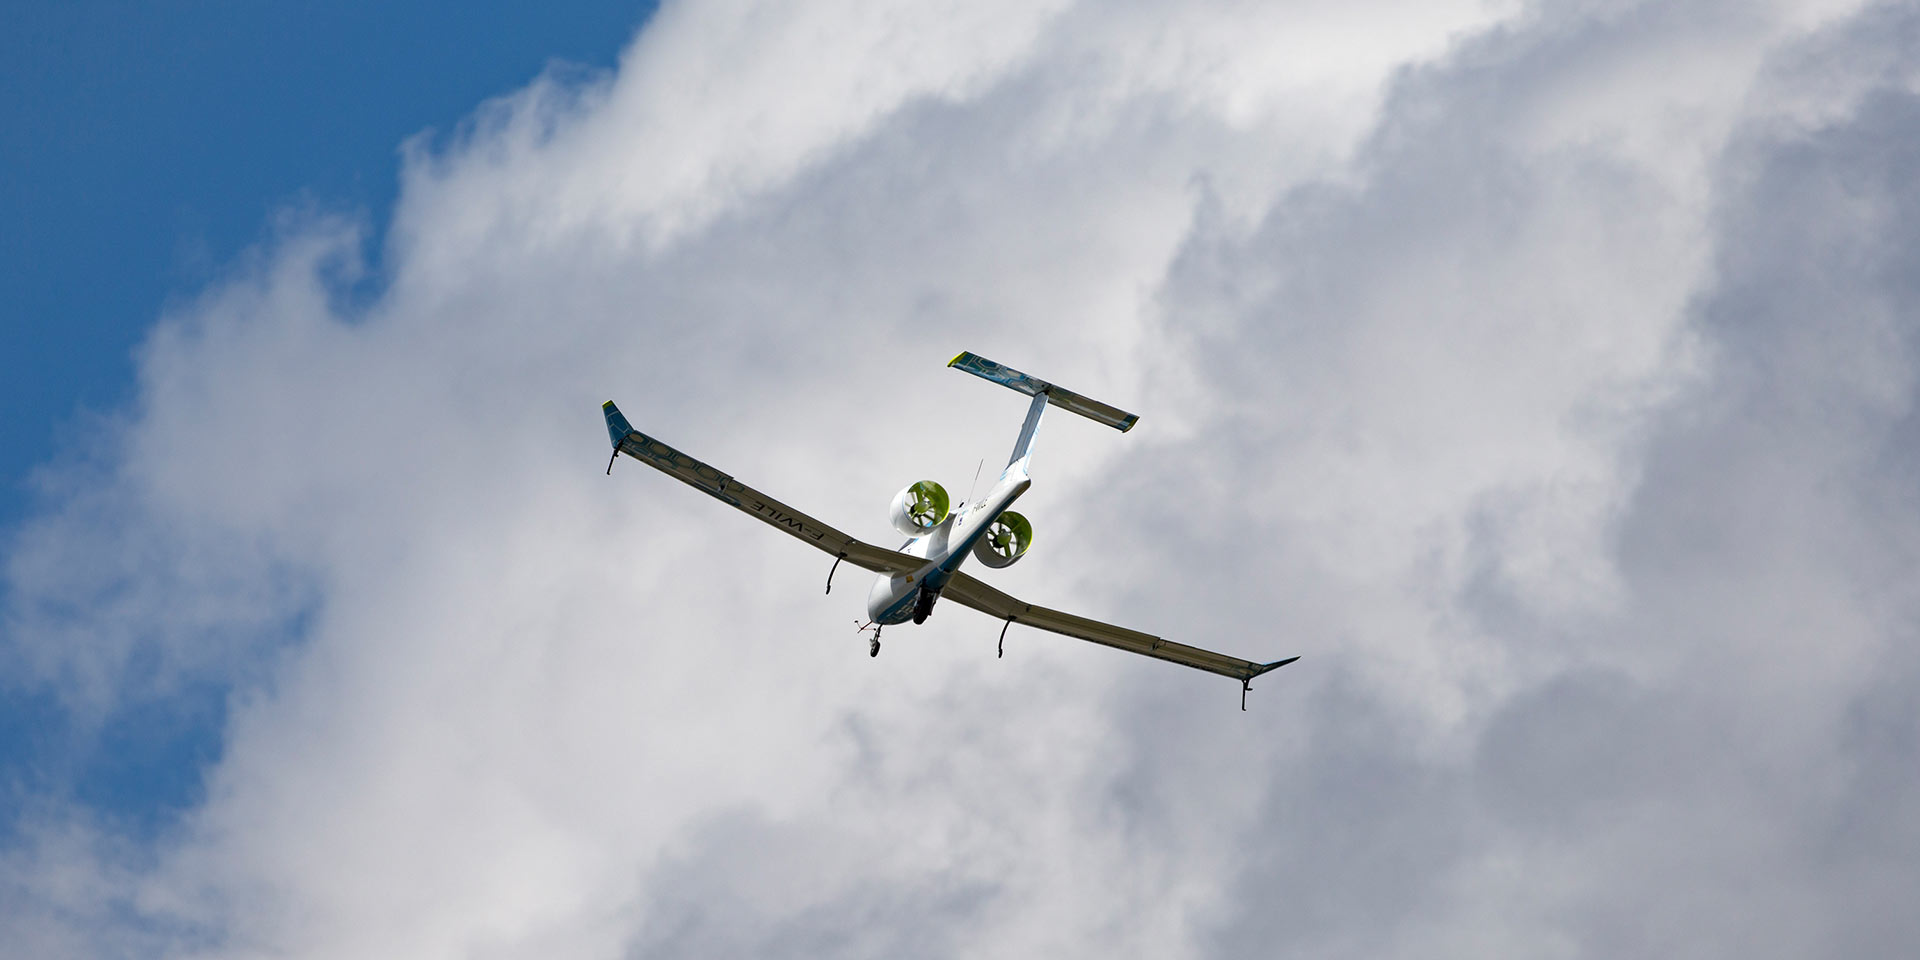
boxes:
[605,402,922,576]
[943,571,1298,685]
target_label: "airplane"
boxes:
[601,351,1299,709]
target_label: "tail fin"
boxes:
[1008,391,1047,469]
[947,351,1139,433]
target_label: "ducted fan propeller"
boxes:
[888,480,952,537]
[971,510,1033,568]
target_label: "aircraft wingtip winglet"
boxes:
[1249,655,1301,679]
[602,400,635,449]
[947,350,970,367]
[1240,656,1301,710]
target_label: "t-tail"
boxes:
[948,351,1139,472]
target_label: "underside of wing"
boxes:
[942,572,1298,684]
[605,402,921,575]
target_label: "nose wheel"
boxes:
[857,621,883,658]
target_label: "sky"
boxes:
[0,0,653,857]
[4,0,1920,958]
[0,1,652,530]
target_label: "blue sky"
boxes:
[1,2,653,532]
[1,0,653,839]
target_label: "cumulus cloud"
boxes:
[6,0,1920,957]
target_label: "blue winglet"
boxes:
[1247,655,1301,680]
[603,401,635,448]
[1239,655,1301,710]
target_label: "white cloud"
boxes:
[7,0,1920,957]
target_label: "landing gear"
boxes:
[870,635,882,657]
[825,553,845,595]
[911,588,939,624]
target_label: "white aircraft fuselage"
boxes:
[866,458,1032,626]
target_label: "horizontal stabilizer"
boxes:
[948,351,1139,433]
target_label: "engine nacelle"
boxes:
[889,480,951,537]
[971,511,1034,568]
